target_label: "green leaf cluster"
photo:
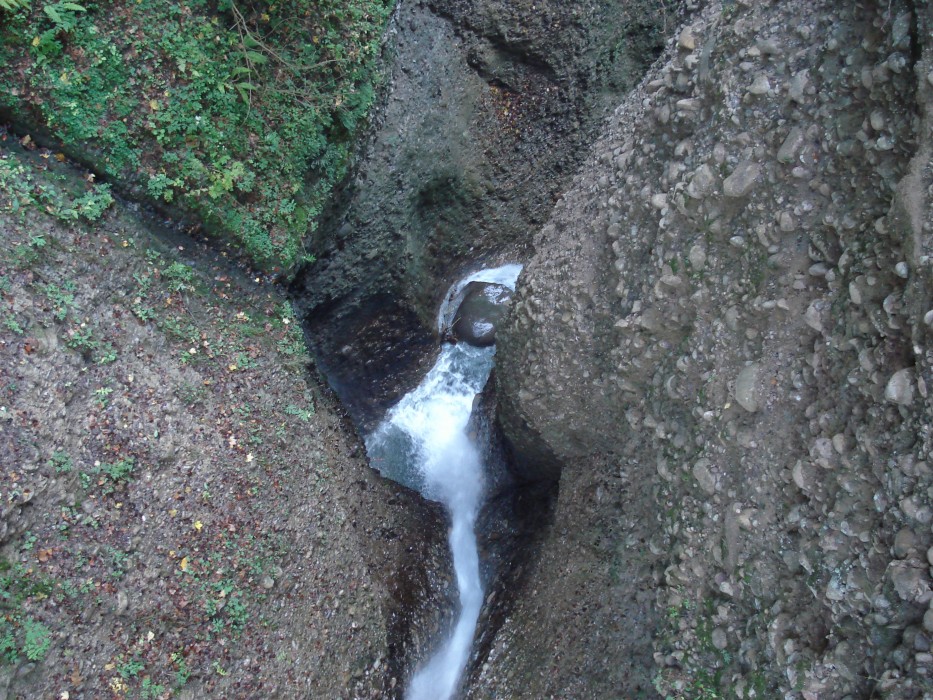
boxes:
[0,0,394,274]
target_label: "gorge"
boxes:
[1,0,932,698]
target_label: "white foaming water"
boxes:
[366,263,521,700]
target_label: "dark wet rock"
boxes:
[291,0,676,428]
[452,282,513,347]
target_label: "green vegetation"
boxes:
[48,450,73,473]
[0,154,114,224]
[175,530,281,640]
[79,457,135,495]
[0,560,54,664]
[0,0,394,273]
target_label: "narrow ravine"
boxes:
[365,264,522,700]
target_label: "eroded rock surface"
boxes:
[292,0,678,424]
[487,0,933,697]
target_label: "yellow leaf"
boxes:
[169,509,177,517]
[31,36,40,47]
[194,520,203,532]
[149,99,159,110]
[180,557,188,572]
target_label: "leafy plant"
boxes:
[70,184,113,221]
[162,262,196,293]
[117,654,144,679]
[65,324,98,354]
[32,1,88,66]
[42,1,86,32]
[140,677,166,699]
[48,450,73,474]
[41,281,76,320]
[22,617,51,661]
[94,386,113,408]
[3,316,24,334]
[284,404,313,421]
[0,0,29,12]
[82,457,135,495]
[171,651,190,687]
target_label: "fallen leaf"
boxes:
[194,520,203,532]
[180,557,188,572]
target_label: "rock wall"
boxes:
[489,0,933,696]
[292,0,679,430]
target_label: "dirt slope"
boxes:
[0,138,450,700]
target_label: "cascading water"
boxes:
[366,264,522,700]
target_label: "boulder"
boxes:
[451,282,513,347]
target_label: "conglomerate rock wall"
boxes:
[489,0,933,696]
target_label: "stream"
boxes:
[365,264,522,700]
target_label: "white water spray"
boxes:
[366,264,521,700]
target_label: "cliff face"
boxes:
[490,0,933,696]
[291,0,678,431]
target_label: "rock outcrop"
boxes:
[487,0,933,696]
[451,282,513,347]
[292,0,679,429]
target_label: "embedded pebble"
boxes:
[678,27,696,51]
[789,69,810,101]
[687,164,716,199]
[692,459,717,495]
[894,528,918,558]
[748,74,771,95]
[778,127,805,163]
[688,244,707,270]
[723,162,761,197]
[885,369,914,406]
[712,628,728,650]
[735,363,760,412]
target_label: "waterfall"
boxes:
[366,264,521,700]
